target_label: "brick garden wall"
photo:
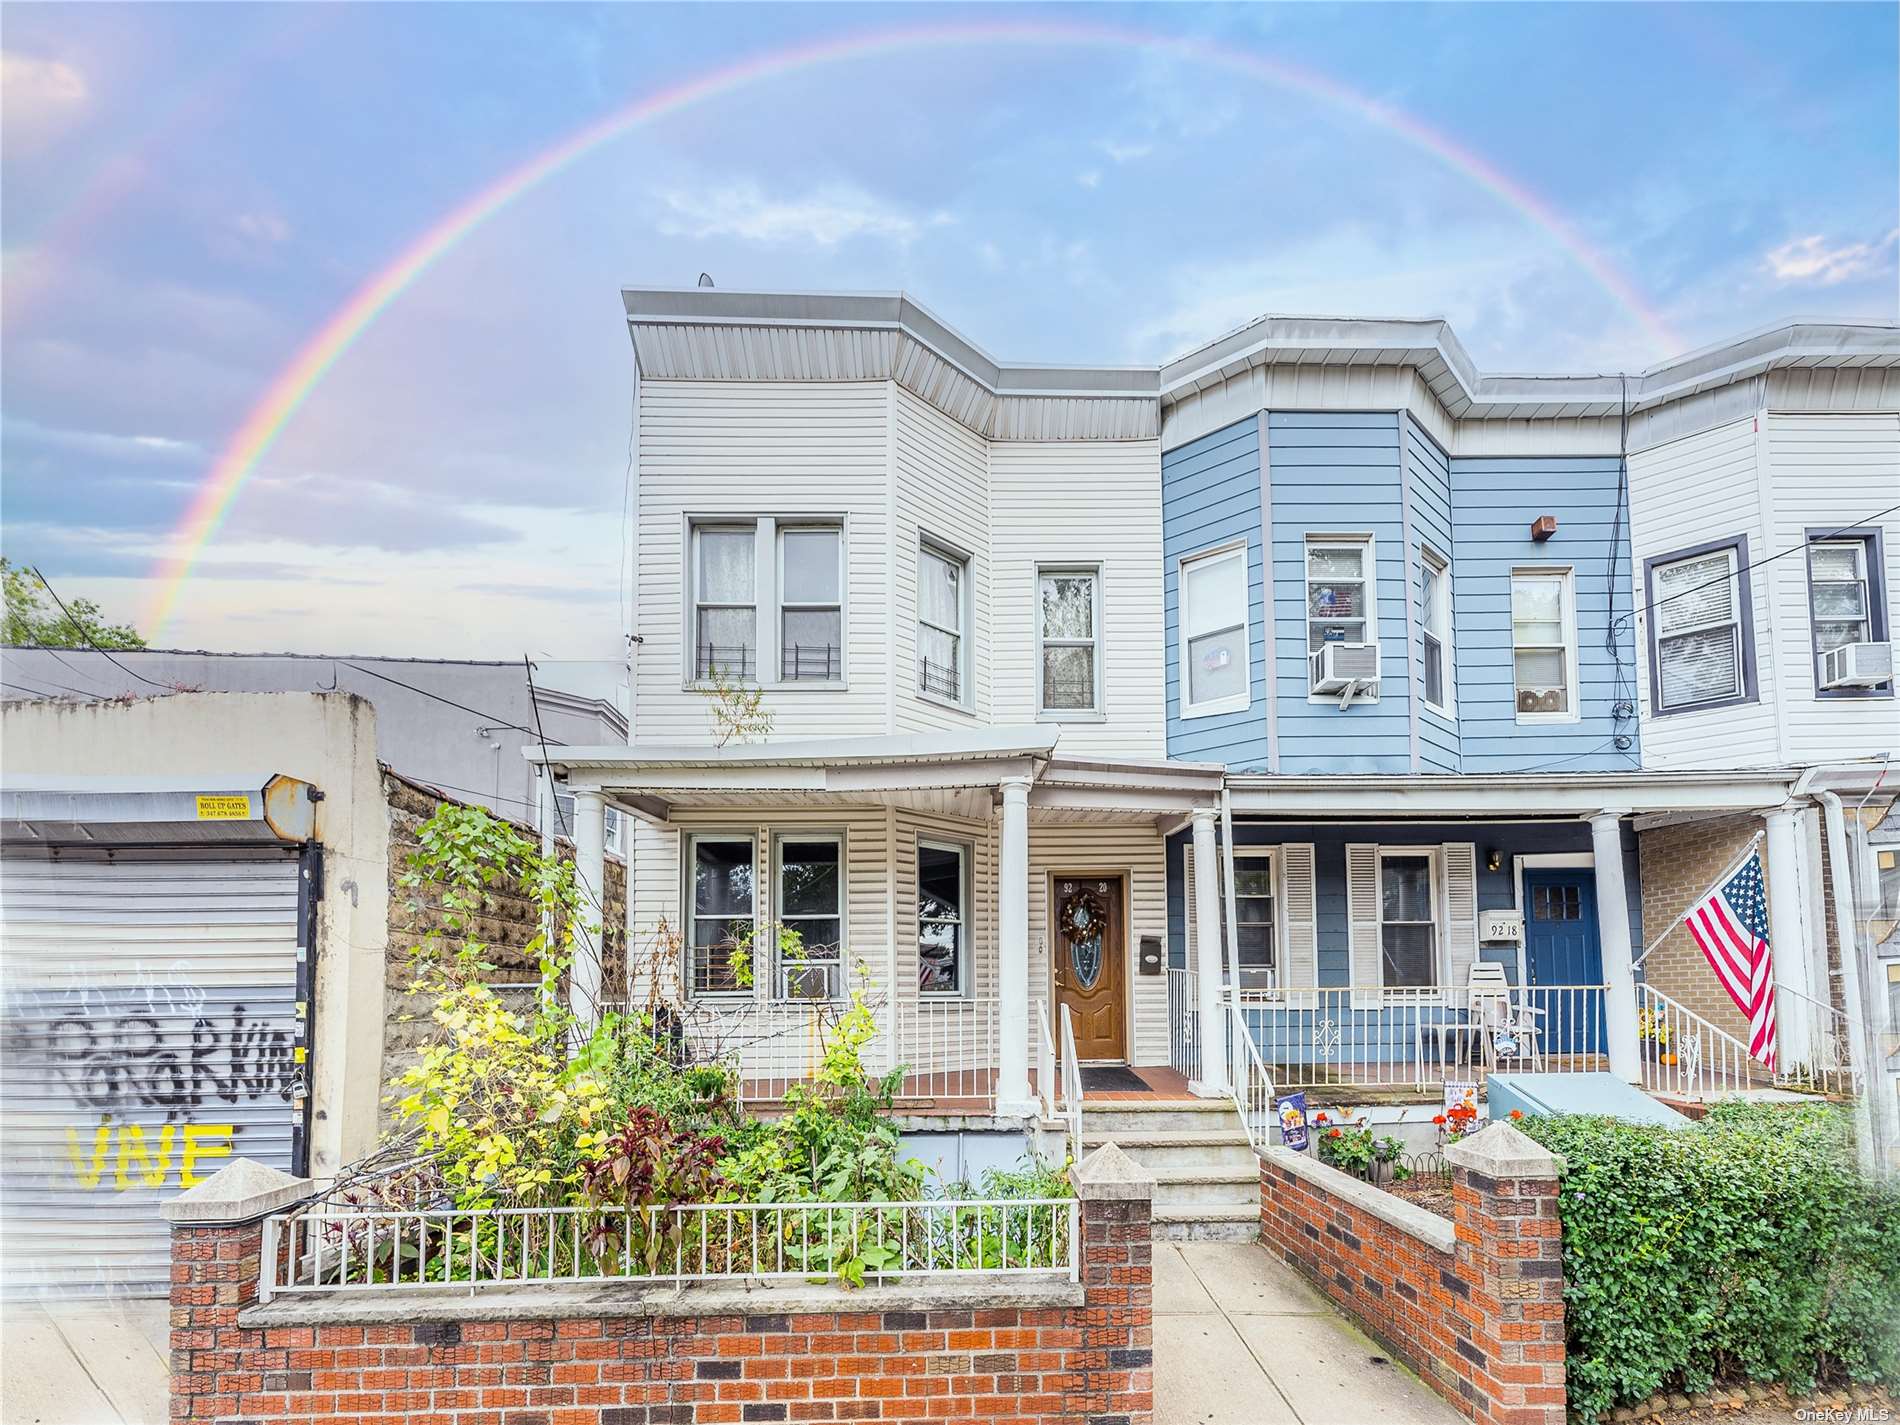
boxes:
[1257,1146,1565,1425]
[168,1190,1151,1425]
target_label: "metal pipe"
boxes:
[1819,790,1883,1175]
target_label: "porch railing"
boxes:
[1203,983,1610,1093]
[1167,968,1201,1083]
[1775,986,1861,1096]
[883,996,999,1102]
[1227,994,1276,1152]
[260,1196,1077,1302]
[1058,1004,1084,1166]
[1637,984,1763,1099]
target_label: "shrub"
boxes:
[577,1106,729,1274]
[1519,1104,1900,1423]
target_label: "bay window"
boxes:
[778,526,842,682]
[1306,538,1374,691]
[693,526,757,680]
[1420,547,1452,714]
[1646,538,1751,713]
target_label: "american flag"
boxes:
[1682,850,1777,1071]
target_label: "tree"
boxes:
[2,558,147,649]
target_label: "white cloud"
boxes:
[233,212,293,245]
[1099,141,1153,163]
[1,52,89,150]
[1,416,202,461]
[1076,170,1101,190]
[1763,230,1899,287]
[655,182,951,247]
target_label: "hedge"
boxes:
[1519,1103,1900,1423]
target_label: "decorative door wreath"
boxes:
[1057,883,1108,945]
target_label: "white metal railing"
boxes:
[1058,1004,1083,1166]
[1775,986,1861,1096]
[260,1196,1078,1302]
[1226,983,1610,1092]
[1167,968,1201,1082]
[1227,993,1276,1153]
[1637,984,1763,1098]
[1034,999,1058,1122]
[884,996,999,1102]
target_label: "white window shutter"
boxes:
[1442,843,1478,995]
[1183,854,1198,974]
[1345,844,1381,1008]
[1279,844,1317,991]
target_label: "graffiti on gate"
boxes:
[64,1121,233,1191]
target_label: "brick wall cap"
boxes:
[1071,1142,1155,1201]
[1263,1147,1457,1253]
[162,1157,313,1224]
[239,1273,1085,1328]
[1443,1122,1564,1180]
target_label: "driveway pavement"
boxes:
[1154,1240,1463,1425]
[1,1297,170,1425]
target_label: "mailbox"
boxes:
[1480,909,1524,945]
[1137,935,1163,976]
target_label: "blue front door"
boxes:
[1523,870,1605,1055]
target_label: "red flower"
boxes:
[1314,1112,1329,1124]
[1432,1114,1447,1126]
[1328,1128,1343,1139]
[1509,1109,1525,1121]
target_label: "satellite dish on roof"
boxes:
[697,272,715,288]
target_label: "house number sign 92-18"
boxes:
[1480,909,1524,945]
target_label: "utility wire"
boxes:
[1612,502,1900,636]
[11,640,121,695]
[341,661,561,743]
[29,568,173,690]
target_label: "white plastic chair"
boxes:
[1466,962,1544,1071]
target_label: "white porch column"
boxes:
[1190,807,1229,1096]
[1588,811,1641,1083]
[1765,806,1815,1074]
[996,776,1036,1117]
[570,788,607,1031]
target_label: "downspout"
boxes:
[1819,790,1882,1175]
[1219,783,1240,999]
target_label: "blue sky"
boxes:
[3,2,1894,659]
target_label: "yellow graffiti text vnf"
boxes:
[65,1123,235,1189]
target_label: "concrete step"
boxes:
[1152,1202,1260,1242]
[1077,1100,1241,1132]
[1077,1129,1259,1174]
[1148,1163,1261,1208]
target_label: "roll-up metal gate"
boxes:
[0,848,307,1296]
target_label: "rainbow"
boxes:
[146,16,1678,635]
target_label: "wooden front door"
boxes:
[1053,875,1126,1062]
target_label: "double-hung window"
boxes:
[693,526,757,680]
[1378,851,1437,989]
[1179,544,1249,717]
[778,527,842,682]
[687,835,756,996]
[1306,538,1373,692]
[1510,568,1577,720]
[1231,850,1276,992]
[1808,538,1872,656]
[775,836,842,999]
[1647,540,1749,712]
[1038,567,1100,714]
[918,541,968,704]
[917,840,968,995]
[1420,547,1453,714]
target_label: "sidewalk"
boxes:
[0,1298,169,1425]
[1154,1240,1463,1425]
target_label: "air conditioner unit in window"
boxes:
[1820,640,1893,689]
[1309,641,1381,699]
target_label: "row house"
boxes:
[536,287,1900,1189]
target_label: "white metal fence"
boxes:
[1167,968,1201,1083]
[1775,986,1861,1096]
[261,1195,1077,1302]
[1058,1005,1084,1165]
[1637,984,1859,1100]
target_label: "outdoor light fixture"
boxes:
[1485,847,1503,872]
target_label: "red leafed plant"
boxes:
[577,1107,728,1275]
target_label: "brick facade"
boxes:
[169,1182,1150,1424]
[1257,1136,1565,1425]
[1638,814,1763,1044]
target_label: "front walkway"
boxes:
[1155,1240,1462,1425]
[0,1297,169,1425]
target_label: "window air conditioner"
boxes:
[1309,641,1381,697]
[1820,640,1893,690]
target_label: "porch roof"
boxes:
[526,729,1227,824]
[1224,769,1802,818]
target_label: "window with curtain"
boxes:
[917,840,967,994]
[1039,568,1099,712]
[778,527,842,682]
[918,542,966,702]
[1307,539,1372,689]
[1511,569,1574,718]
[693,525,756,680]
[775,838,842,999]
[1378,853,1437,988]
[1651,544,1744,711]
[688,836,755,996]
[1180,545,1248,715]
